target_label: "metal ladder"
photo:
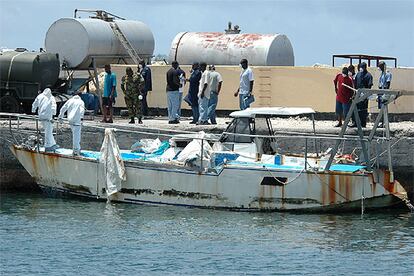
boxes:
[109,21,142,64]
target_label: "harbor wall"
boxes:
[111,65,414,115]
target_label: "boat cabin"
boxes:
[219,107,316,155]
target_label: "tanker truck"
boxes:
[0,48,74,113]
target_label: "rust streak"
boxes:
[369,173,377,196]
[345,176,352,201]
[382,170,395,193]
[321,175,327,205]
[27,150,39,176]
[328,174,336,204]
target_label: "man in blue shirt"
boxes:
[350,62,372,127]
[186,62,201,124]
[102,64,117,123]
[139,60,152,117]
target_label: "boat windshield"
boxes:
[220,117,254,143]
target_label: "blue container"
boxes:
[274,154,282,165]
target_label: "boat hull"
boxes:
[11,146,407,212]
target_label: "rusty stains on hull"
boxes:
[251,197,320,205]
[62,183,91,194]
[120,188,155,196]
[122,188,223,200]
[328,174,337,204]
[161,189,222,200]
[383,170,396,194]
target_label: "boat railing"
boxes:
[0,112,397,175]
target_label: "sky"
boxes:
[1,0,413,66]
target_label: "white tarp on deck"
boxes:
[99,128,126,196]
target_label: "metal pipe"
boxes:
[36,119,40,152]
[311,113,318,157]
[200,138,204,173]
[222,132,370,142]
[9,116,17,144]
[383,105,394,182]
[304,138,308,171]
[368,107,385,141]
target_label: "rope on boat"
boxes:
[263,165,305,185]
[369,137,404,164]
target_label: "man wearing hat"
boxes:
[351,62,373,127]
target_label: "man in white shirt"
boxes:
[197,62,211,125]
[32,88,58,152]
[58,91,85,155]
[234,59,254,110]
[207,65,223,124]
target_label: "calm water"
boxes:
[1,192,413,275]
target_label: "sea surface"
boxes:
[1,192,413,275]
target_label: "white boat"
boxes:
[6,88,414,212]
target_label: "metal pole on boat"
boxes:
[36,118,40,152]
[9,115,18,144]
[200,138,204,173]
[361,189,365,216]
[311,113,318,157]
[304,137,308,171]
[92,58,103,115]
[383,104,394,182]
[55,120,59,145]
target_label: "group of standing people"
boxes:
[103,61,152,124]
[167,58,255,125]
[333,61,392,128]
[32,88,85,155]
[167,61,224,125]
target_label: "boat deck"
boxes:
[50,148,365,174]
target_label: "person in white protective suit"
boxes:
[58,91,85,155]
[32,88,58,152]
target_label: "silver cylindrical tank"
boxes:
[169,32,294,66]
[45,18,155,69]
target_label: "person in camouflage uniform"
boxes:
[121,67,144,124]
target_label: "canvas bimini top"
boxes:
[230,107,316,118]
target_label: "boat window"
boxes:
[220,117,254,143]
[260,177,287,186]
[255,117,276,154]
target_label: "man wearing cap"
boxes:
[234,59,254,110]
[207,65,223,124]
[351,62,373,127]
[121,67,144,124]
[58,91,85,155]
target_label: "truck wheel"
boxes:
[0,95,20,113]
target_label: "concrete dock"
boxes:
[1,115,413,200]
